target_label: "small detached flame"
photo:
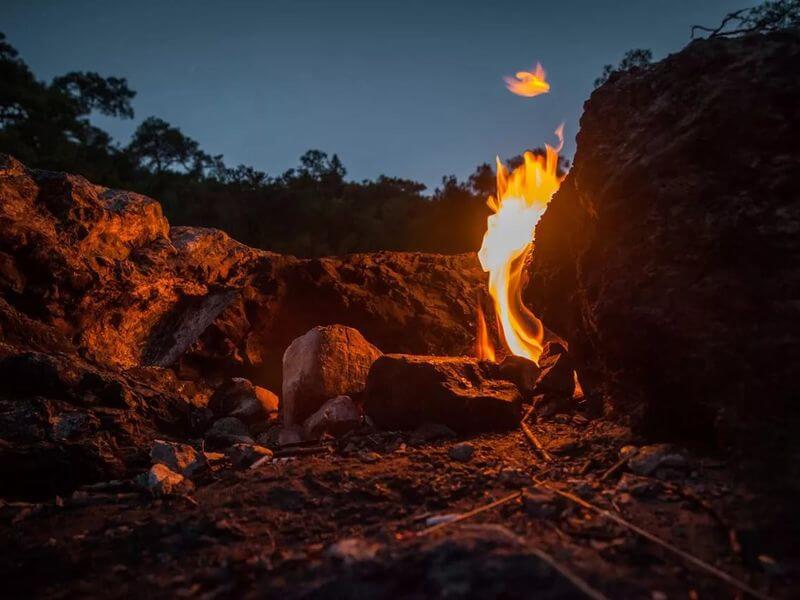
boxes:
[504,63,550,97]
[477,125,565,365]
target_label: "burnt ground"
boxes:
[1,415,796,600]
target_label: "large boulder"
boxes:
[524,31,800,445]
[282,325,382,425]
[364,355,522,433]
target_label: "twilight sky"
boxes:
[5,0,754,190]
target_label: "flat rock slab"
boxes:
[364,354,522,433]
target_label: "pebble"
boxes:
[448,443,475,462]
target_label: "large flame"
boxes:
[504,63,550,97]
[477,126,565,365]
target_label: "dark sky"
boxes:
[5,0,754,190]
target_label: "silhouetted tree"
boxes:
[127,117,201,173]
[594,48,653,88]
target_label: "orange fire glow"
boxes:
[475,302,496,362]
[504,63,550,97]
[477,126,565,365]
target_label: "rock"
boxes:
[533,353,575,398]
[448,443,475,462]
[205,417,253,448]
[209,378,278,425]
[327,538,382,564]
[138,464,194,496]
[282,325,382,426]
[364,355,522,434]
[496,355,541,395]
[628,444,687,476]
[276,425,305,447]
[150,440,207,478]
[303,395,362,439]
[226,443,273,468]
[524,31,800,447]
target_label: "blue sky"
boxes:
[5,0,754,190]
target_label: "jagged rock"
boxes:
[303,395,362,439]
[524,31,800,443]
[627,444,687,476]
[205,417,253,448]
[496,355,541,396]
[150,440,207,478]
[534,353,575,398]
[282,325,382,426]
[208,377,278,425]
[138,463,194,496]
[0,154,490,396]
[226,443,273,468]
[276,425,305,447]
[364,355,522,433]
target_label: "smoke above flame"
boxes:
[504,63,550,97]
[477,125,565,365]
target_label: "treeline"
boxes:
[0,32,522,256]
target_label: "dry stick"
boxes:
[415,491,522,537]
[521,421,554,462]
[599,450,637,482]
[415,491,609,600]
[532,478,774,600]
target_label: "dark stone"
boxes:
[364,355,522,433]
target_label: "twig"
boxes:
[532,478,774,600]
[599,450,636,482]
[663,482,742,556]
[415,491,522,537]
[521,422,554,462]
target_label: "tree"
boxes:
[51,71,135,118]
[594,48,653,88]
[692,0,800,38]
[126,117,201,173]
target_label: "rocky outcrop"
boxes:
[0,154,488,394]
[0,155,489,496]
[525,31,800,443]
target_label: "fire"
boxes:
[504,63,550,97]
[477,126,565,365]
[475,302,496,362]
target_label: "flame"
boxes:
[504,63,550,97]
[475,302,496,362]
[477,126,565,365]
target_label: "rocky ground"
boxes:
[2,416,794,599]
[2,28,799,600]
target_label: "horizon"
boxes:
[5,0,754,190]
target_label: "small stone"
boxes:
[303,395,362,439]
[138,464,194,496]
[226,443,273,468]
[448,443,475,462]
[359,451,381,463]
[619,445,638,459]
[282,325,382,426]
[496,355,541,395]
[205,417,254,448]
[616,473,656,496]
[209,378,279,425]
[150,440,207,477]
[277,425,305,446]
[327,538,382,564]
[628,444,687,476]
[533,352,576,398]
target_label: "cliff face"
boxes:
[525,31,800,443]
